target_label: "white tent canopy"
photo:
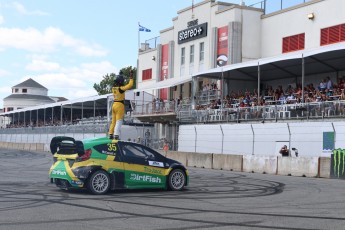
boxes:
[134,75,192,92]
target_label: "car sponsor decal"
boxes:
[124,163,169,176]
[51,169,67,176]
[148,161,164,167]
[129,173,162,183]
[144,166,163,175]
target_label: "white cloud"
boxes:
[0,69,10,77]
[0,27,108,56]
[26,59,60,71]
[11,2,49,16]
[23,61,117,99]
[0,86,10,93]
[0,15,4,24]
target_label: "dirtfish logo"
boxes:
[52,170,67,176]
[130,173,161,183]
[333,149,345,178]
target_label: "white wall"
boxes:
[261,0,345,57]
[178,120,343,157]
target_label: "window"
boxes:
[282,33,305,53]
[321,23,345,46]
[142,68,152,81]
[22,89,27,93]
[15,88,18,93]
[199,42,204,61]
[190,45,194,63]
[181,47,185,65]
[122,144,155,161]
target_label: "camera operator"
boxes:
[279,145,289,157]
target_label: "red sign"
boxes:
[160,44,169,100]
[217,26,228,67]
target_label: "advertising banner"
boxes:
[217,26,228,67]
[160,44,169,100]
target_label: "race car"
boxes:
[49,136,188,195]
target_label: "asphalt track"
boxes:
[0,148,345,230]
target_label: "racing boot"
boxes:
[109,134,114,140]
[114,135,119,140]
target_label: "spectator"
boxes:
[319,79,327,92]
[326,76,333,90]
[136,137,142,144]
[279,145,289,157]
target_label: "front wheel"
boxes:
[168,169,186,191]
[87,170,110,195]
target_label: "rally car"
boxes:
[49,136,188,195]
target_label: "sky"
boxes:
[0,0,308,109]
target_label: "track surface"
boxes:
[0,148,345,230]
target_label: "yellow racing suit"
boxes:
[108,79,133,137]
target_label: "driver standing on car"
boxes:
[108,70,134,140]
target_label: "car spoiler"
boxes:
[50,136,84,156]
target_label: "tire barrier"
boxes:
[0,142,332,178]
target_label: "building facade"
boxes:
[134,0,345,145]
[3,78,58,112]
[137,0,345,100]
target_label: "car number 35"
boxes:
[107,143,117,151]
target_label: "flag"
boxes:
[139,25,151,32]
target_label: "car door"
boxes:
[120,142,167,189]
[92,141,125,174]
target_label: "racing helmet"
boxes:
[114,71,124,86]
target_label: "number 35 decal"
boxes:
[107,143,117,151]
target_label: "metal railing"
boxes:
[130,98,345,123]
[178,101,345,123]
[249,0,312,15]
[144,36,160,50]
[131,100,178,115]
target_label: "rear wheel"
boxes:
[168,169,186,191]
[87,170,110,195]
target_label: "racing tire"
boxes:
[168,169,186,191]
[87,170,110,195]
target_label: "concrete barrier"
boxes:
[29,143,37,151]
[243,155,277,174]
[36,143,44,151]
[24,143,31,151]
[166,151,188,166]
[7,142,14,149]
[17,143,24,150]
[44,144,51,152]
[277,157,319,177]
[187,152,213,169]
[213,154,243,172]
[319,157,330,178]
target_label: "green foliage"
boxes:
[93,66,137,95]
[121,66,137,89]
[93,73,116,95]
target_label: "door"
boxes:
[120,143,167,189]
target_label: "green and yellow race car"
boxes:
[49,136,188,195]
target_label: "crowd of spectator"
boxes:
[4,116,108,129]
[195,76,345,111]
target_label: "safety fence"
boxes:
[131,99,345,123]
[180,101,345,123]
[0,124,177,151]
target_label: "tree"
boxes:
[119,66,137,89]
[93,66,137,95]
[93,73,116,95]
